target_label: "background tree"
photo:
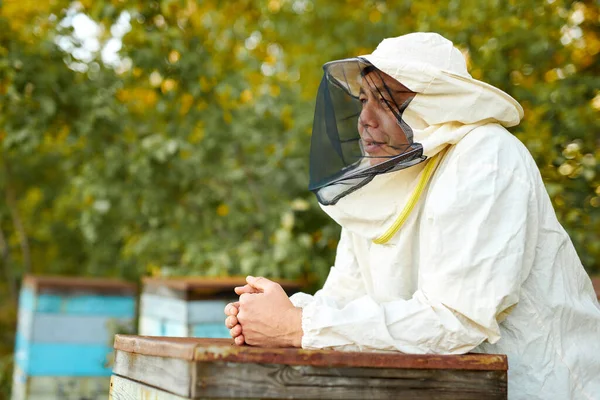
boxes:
[1,0,598,396]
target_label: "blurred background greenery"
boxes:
[0,0,599,396]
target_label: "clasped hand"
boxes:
[223,276,302,347]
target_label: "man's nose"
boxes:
[359,103,379,128]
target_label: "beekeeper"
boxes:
[224,32,600,399]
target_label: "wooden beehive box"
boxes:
[139,277,301,338]
[110,335,508,399]
[12,275,136,400]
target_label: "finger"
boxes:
[224,302,238,316]
[225,315,238,329]
[246,275,277,292]
[234,334,245,346]
[227,302,240,316]
[230,324,242,338]
[239,293,253,305]
[234,284,260,295]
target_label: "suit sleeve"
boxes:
[299,141,537,353]
[290,228,366,309]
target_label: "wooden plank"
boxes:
[193,343,508,371]
[113,335,507,371]
[188,300,230,324]
[192,361,506,399]
[163,320,188,337]
[11,371,108,400]
[111,350,506,399]
[114,335,209,361]
[190,323,229,338]
[113,336,508,400]
[19,291,135,317]
[139,317,230,338]
[14,334,30,372]
[112,350,193,398]
[139,315,192,338]
[110,375,191,400]
[23,275,136,295]
[140,294,230,324]
[21,343,114,376]
[140,294,187,323]
[28,314,134,344]
[35,294,135,317]
[138,316,165,336]
[28,376,108,395]
[15,307,34,345]
[17,288,36,316]
[10,367,26,400]
[16,395,106,400]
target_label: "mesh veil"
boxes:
[308,58,426,205]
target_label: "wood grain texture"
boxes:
[114,335,221,361]
[15,395,106,400]
[193,361,507,399]
[111,349,506,399]
[113,335,507,371]
[11,376,108,400]
[110,375,191,400]
[112,350,193,398]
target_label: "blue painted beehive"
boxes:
[139,277,301,339]
[12,275,136,400]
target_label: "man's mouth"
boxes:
[362,139,387,154]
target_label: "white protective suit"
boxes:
[291,33,600,399]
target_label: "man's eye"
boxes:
[379,97,391,105]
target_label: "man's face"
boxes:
[357,70,415,165]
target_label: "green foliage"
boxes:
[0,0,599,396]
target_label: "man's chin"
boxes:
[366,152,398,166]
[367,156,387,166]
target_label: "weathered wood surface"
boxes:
[110,375,190,400]
[114,335,507,370]
[11,374,108,400]
[112,335,508,399]
[194,361,506,400]
[113,350,193,398]
[12,275,137,400]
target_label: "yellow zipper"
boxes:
[373,147,449,245]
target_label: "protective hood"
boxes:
[309,58,427,206]
[312,32,524,241]
[360,32,523,158]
